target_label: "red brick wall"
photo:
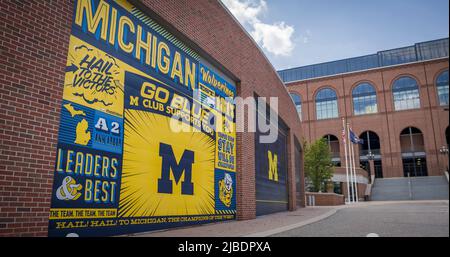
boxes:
[0,0,73,237]
[341,182,368,202]
[288,59,449,178]
[305,192,345,206]
[0,0,304,236]
[327,167,369,201]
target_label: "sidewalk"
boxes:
[125,200,448,237]
[127,206,340,237]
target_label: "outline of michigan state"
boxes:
[74,119,91,145]
[64,103,86,117]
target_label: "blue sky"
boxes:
[221,0,449,70]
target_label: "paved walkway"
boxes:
[127,206,337,237]
[125,200,448,237]
[273,200,449,237]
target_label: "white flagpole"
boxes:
[350,137,359,202]
[347,122,355,203]
[342,118,351,204]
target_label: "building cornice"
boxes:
[284,57,449,86]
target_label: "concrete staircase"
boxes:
[371,176,449,201]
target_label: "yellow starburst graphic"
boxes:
[119,109,216,217]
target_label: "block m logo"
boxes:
[267,150,278,182]
[157,143,195,195]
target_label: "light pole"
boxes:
[366,151,375,183]
[439,146,449,172]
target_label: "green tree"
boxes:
[303,138,334,192]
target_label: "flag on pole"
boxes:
[342,118,351,203]
[346,122,357,203]
[349,129,364,144]
[341,124,346,144]
[349,137,359,202]
[348,127,360,202]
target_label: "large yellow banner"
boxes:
[49,0,236,237]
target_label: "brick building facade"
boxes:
[0,0,304,236]
[281,39,449,181]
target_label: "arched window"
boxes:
[316,88,338,120]
[392,76,421,111]
[289,93,302,121]
[436,70,449,106]
[359,131,381,156]
[400,127,424,153]
[352,83,378,115]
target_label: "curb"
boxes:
[243,207,344,237]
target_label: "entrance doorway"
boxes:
[255,99,289,216]
[359,131,383,178]
[402,157,428,177]
[400,127,427,177]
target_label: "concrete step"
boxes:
[410,176,449,200]
[371,176,449,201]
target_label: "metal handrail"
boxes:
[407,172,413,200]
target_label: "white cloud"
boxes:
[221,0,295,57]
[251,22,295,56]
[221,0,267,25]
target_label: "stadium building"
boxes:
[280,38,449,199]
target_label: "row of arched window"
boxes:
[322,126,437,177]
[290,70,449,120]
